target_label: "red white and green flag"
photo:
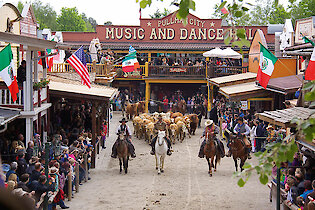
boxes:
[0,44,19,102]
[257,43,278,89]
[122,46,140,72]
[305,46,315,81]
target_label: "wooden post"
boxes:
[75,161,79,193]
[144,62,149,77]
[84,154,88,182]
[68,170,72,201]
[91,102,97,168]
[148,53,151,62]
[145,82,150,113]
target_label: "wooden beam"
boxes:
[91,102,97,168]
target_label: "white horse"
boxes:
[89,38,101,62]
[155,130,168,175]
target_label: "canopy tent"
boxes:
[221,47,242,59]
[203,47,224,57]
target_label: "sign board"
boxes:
[248,29,268,74]
[295,16,315,44]
[170,67,187,73]
[241,101,248,110]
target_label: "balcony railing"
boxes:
[52,63,112,76]
[148,65,206,78]
[113,64,146,77]
[207,65,248,78]
[0,84,48,109]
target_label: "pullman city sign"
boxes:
[62,12,274,45]
[95,13,271,43]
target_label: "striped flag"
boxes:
[257,43,278,89]
[0,44,19,102]
[305,46,315,81]
[122,46,140,72]
[66,47,91,88]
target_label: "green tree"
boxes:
[88,17,98,30]
[81,13,95,32]
[31,0,58,30]
[268,4,291,24]
[291,0,315,23]
[149,8,171,19]
[17,1,24,13]
[57,7,86,31]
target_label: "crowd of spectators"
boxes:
[0,132,94,209]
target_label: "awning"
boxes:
[219,81,266,101]
[221,47,242,59]
[203,47,224,57]
[257,107,315,127]
[208,72,257,87]
[257,74,303,94]
[0,107,20,126]
[49,81,119,100]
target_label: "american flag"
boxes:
[67,46,91,88]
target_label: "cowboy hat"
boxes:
[119,118,127,123]
[205,119,214,127]
[49,166,59,174]
[267,125,273,130]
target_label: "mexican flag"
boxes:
[122,51,140,72]
[0,44,19,102]
[257,43,278,89]
[305,46,315,81]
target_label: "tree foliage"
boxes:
[81,13,95,32]
[30,0,58,30]
[57,7,87,32]
[149,8,171,19]
[291,0,315,24]
[104,21,113,25]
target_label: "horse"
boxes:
[204,130,221,176]
[116,132,129,174]
[224,129,247,172]
[155,130,168,175]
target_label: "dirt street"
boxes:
[66,112,272,210]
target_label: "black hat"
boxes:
[119,118,127,123]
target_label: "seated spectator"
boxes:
[6,162,19,182]
[285,175,299,204]
[26,157,38,175]
[299,180,313,200]
[34,175,52,202]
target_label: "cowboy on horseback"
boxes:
[198,120,225,158]
[150,114,172,156]
[227,117,251,159]
[111,118,136,158]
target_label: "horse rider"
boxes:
[228,117,252,159]
[111,118,136,158]
[150,114,172,156]
[198,119,225,158]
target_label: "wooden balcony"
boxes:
[0,84,48,109]
[52,63,112,76]
[148,65,206,78]
[207,65,248,78]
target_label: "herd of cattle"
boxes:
[132,112,199,144]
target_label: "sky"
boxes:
[2,0,224,25]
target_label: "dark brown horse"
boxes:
[172,100,187,114]
[117,133,129,174]
[225,130,247,172]
[203,130,221,176]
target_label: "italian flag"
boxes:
[257,43,278,89]
[305,46,315,81]
[122,51,140,72]
[0,44,19,102]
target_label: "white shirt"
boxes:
[116,124,131,137]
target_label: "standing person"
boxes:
[163,96,169,112]
[101,119,107,149]
[209,104,218,125]
[255,120,266,152]
[17,60,26,84]
[250,120,257,153]
[187,97,192,114]
[194,105,203,128]
[203,96,208,119]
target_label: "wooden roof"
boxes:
[257,107,315,128]
[208,72,257,87]
[49,79,118,100]
[218,81,266,100]
[263,74,303,94]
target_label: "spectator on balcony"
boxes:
[17,60,26,84]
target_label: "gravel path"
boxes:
[66,112,272,210]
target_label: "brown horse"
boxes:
[117,133,129,174]
[225,130,247,172]
[203,130,221,176]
